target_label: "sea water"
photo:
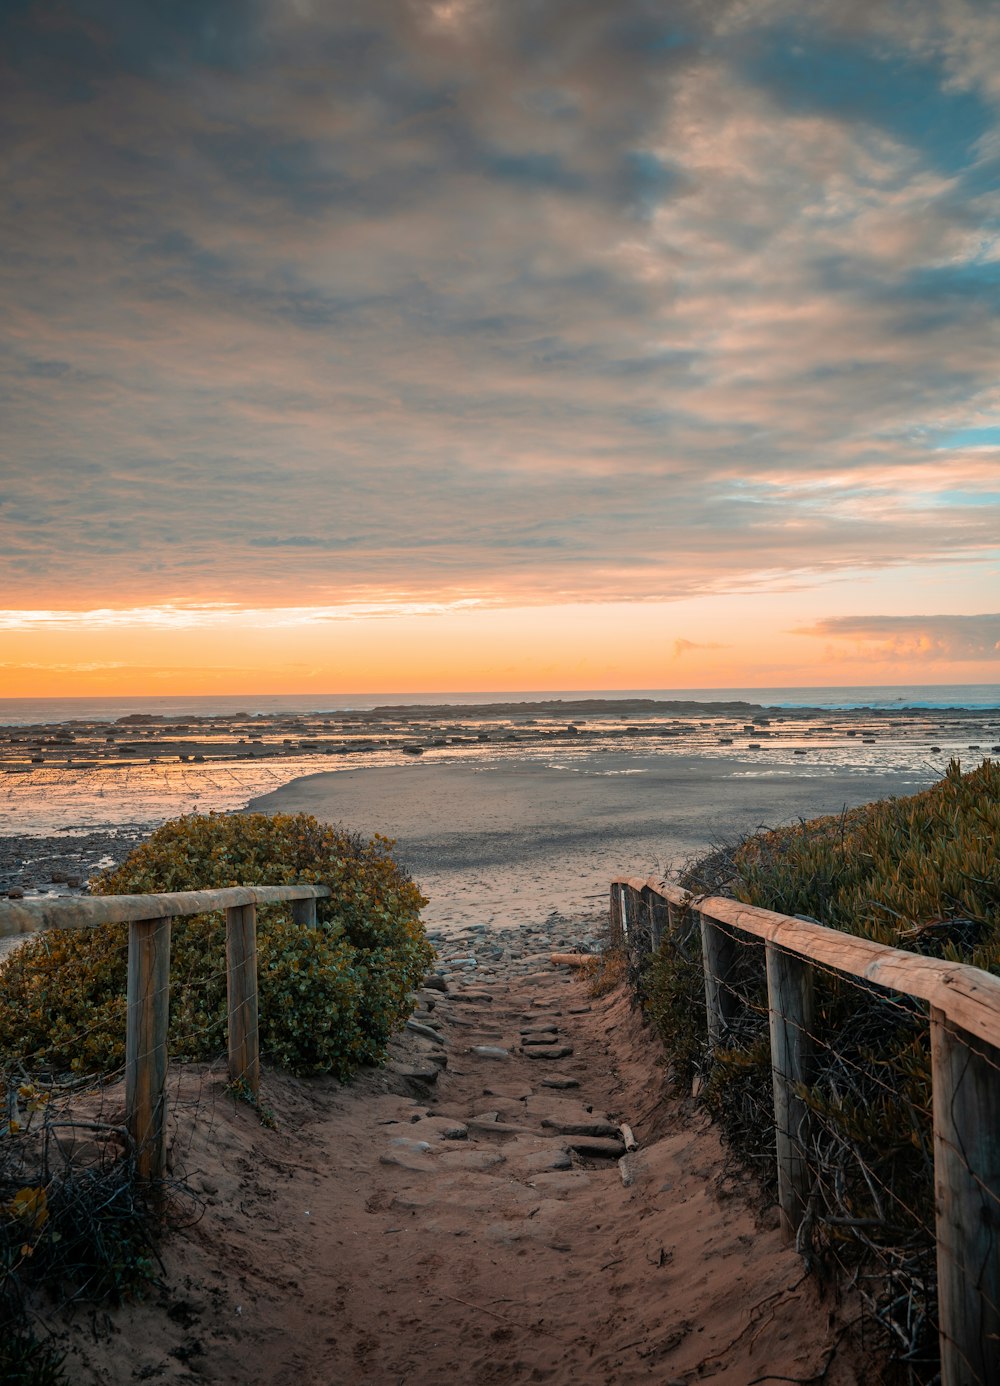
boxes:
[0,686,997,836]
[1,683,999,726]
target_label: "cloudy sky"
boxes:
[2,0,998,694]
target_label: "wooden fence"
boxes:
[0,885,330,1181]
[611,875,1000,1386]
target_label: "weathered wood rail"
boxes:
[611,875,1000,1386]
[0,885,330,1181]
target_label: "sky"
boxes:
[1,0,999,696]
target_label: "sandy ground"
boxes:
[52,929,865,1385]
[250,755,933,935]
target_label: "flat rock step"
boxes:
[522,1045,573,1060]
[542,1119,620,1138]
[466,1118,537,1137]
[411,1116,469,1141]
[539,1076,579,1089]
[387,1061,440,1083]
[565,1136,625,1158]
[406,1020,446,1043]
[438,1148,506,1172]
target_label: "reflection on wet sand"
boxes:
[2,699,997,839]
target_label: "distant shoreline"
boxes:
[1,681,999,727]
[2,697,998,843]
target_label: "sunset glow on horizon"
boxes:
[2,1,998,697]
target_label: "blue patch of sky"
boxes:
[611,14,701,60]
[901,488,1000,513]
[738,27,994,171]
[932,427,1000,449]
[620,151,681,217]
[480,149,586,193]
[894,260,1000,303]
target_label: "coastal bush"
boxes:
[645,758,1000,1375]
[0,812,432,1078]
[0,1077,161,1386]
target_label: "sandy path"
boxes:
[62,919,863,1386]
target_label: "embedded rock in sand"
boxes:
[387,1060,440,1083]
[436,1147,506,1171]
[543,1118,620,1138]
[410,1115,469,1141]
[503,1137,573,1174]
[563,1135,626,1158]
[522,1043,574,1060]
[405,1020,447,1044]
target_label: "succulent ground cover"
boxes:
[646,758,1000,1379]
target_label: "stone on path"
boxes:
[464,1107,540,1136]
[470,1045,509,1059]
[387,1136,432,1154]
[436,1147,506,1172]
[522,1044,573,1060]
[564,1135,626,1158]
[387,1060,440,1083]
[379,1138,436,1172]
[406,1019,446,1043]
[542,1118,620,1138]
[539,1076,580,1089]
[510,1146,573,1174]
[411,1116,468,1141]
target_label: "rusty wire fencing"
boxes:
[612,875,1000,1386]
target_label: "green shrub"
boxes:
[0,812,432,1079]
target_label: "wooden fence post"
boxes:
[930,1007,1000,1386]
[125,916,172,1183]
[609,884,623,947]
[699,912,740,1048]
[292,895,317,928]
[765,942,814,1241]
[226,903,260,1095]
[646,888,667,952]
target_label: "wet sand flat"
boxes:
[250,754,934,935]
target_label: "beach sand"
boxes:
[250,753,934,936]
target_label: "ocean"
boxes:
[1,685,997,838]
[1,683,999,726]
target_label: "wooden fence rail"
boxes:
[0,885,330,1182]
[611,874,1000,1386]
